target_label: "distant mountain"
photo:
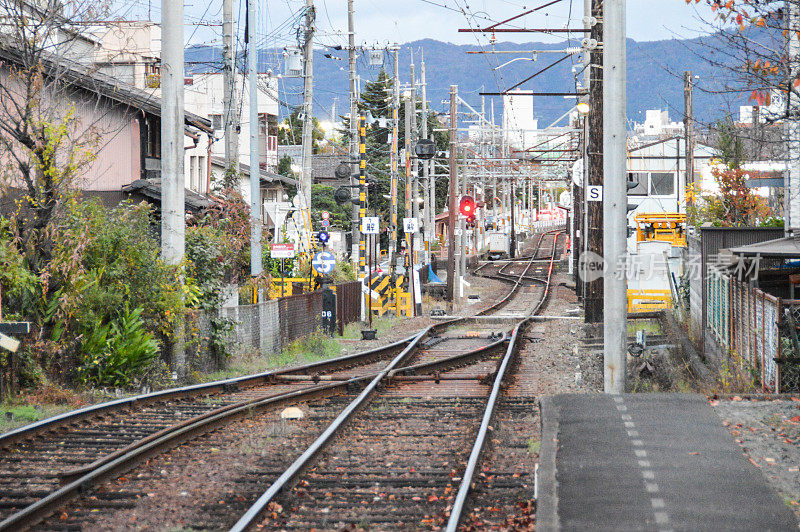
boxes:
[186,34,746,128]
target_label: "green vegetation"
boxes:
[342,316,401,338]
[527,438,541,454]
[199,333,344,383]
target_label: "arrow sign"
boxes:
[312,251,336,275]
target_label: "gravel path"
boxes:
[712,396,800,523]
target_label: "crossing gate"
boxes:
[363,274,414,318]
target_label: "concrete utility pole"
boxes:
[348,0,360,263]
[161,0,185,376]
[603,0,627,394]
[585,0,604,323]
[161,0,184,265]
[223,0,238,172]
[789,1,800,232]
[684,70,695,209]
[447,85,458,303]
[247,0,262,278]
[300,0,316,242]
[390,48,399,273]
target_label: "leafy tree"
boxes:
[277,106,325,153]
[311,184,351,229]
[714,116,745,169]
[278,154,298,198]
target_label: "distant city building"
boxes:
[632,110,683,141]
[503,89,538,150]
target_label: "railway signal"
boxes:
[459,195,476,225]
[459,195,475,217]
[317,230,330,246]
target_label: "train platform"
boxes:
[537,393,798,531]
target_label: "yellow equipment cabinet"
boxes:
[634,213,686,248]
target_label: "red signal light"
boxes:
[459,195,476,217]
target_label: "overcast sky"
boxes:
[113,1,718,48]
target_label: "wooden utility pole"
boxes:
[585,0,604,323]
[684,70,695,208]
[447,85,458,303]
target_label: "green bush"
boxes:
[76,307,159,388]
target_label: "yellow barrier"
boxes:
[634,213,686,247]
[627,289,671,313]
[362,275,415,318]
[268,277,313,299]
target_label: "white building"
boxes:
[89,21,161,88]
[632,110,684,142]
[184,71,280,181]
[627,136,716,217]
[503,90,538,150]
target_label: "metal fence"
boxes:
[707,268,781,392]
[335,281,361,336]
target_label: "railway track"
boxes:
[228,229,565,531]
[0,228,565,531]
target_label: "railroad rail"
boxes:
[0,228,564,531]
[230,229,564,530]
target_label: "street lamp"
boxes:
[576,101,591,115]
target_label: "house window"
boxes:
[189,156,207,192]
[627,172,648,196]
[650,172,674,196]
[210,114,223,131]
[146,118,160,158]
[266,188,279,202]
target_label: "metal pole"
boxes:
[390,48,399,274]
[684,70,694,211]
[348,0,360,263]
[421,51,431,264]
[300,0,315,250]
[460,148,467,278]
[223,0,238,173]
[161,0,185,377]
[368,234,373,328]
[447,85,458,303]
[410,62,421,268]
[404,94,413,274]
[359,116,367,277]
[603,0,627,394]
[510,178,516,259]
[409,234,417,316]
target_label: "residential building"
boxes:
[0,45,212,209]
